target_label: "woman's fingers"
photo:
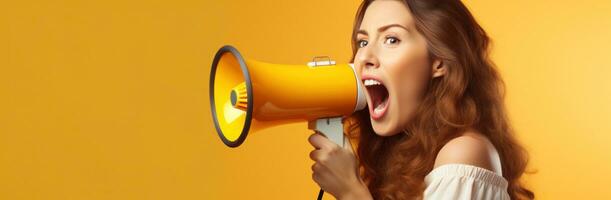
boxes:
[309,149,331,163]
[309,149,320,161]
[308,132,335,150]
[309,132,344,184]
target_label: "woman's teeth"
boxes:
[364,79,382,86]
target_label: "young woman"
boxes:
[307,0,535,199]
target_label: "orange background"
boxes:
[2,0,611,199]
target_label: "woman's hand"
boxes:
[308,132,372,200]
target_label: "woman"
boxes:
[307,0,535,199]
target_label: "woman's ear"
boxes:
[431,59,446,78]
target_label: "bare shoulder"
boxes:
[434,130,503,175]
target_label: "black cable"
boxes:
[317,189,324,200]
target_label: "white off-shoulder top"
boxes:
[423,164,510,200]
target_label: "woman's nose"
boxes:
[356,47,379,70]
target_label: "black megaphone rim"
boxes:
[209,45,253,148]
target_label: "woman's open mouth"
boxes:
[363,78,390,120]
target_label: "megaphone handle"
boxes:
[308,117,345,200]
[308,117,345,147]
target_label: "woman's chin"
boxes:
[371,122,401,137]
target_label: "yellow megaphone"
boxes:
[209,45,366,147]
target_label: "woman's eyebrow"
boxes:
[378,24,409,32]
[357,29,368,36]
[358,23,409,36]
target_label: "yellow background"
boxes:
[2,0,611,199]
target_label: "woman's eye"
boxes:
[357,40,368,48]
[384,37,400,45]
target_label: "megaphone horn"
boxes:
[209,45,366,148]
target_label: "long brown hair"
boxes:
[343,0,534,199]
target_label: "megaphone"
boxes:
[209,45,366,148]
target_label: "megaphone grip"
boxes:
[309,117,346,200]
[308,117,345,147]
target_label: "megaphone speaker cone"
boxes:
[209,45,253,147]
